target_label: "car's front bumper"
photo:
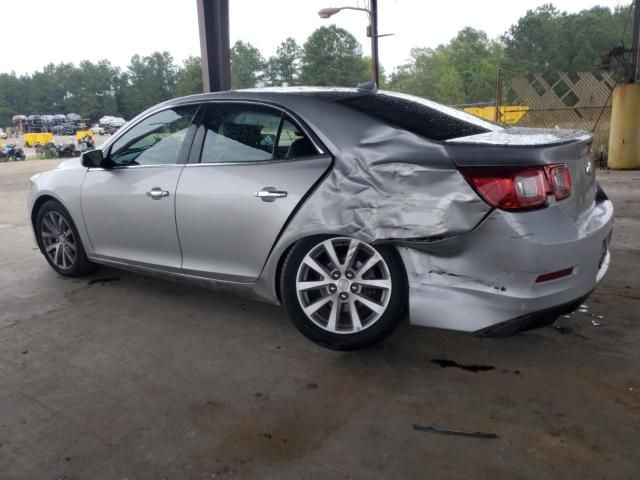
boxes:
[397,195,614,334]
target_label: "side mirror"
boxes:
[81,149,104,168]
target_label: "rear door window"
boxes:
[275,119,318,159]
[200,103,318,163]
[200,104,280,163]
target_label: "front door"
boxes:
[81,105,198,269]
[175,102,332,282]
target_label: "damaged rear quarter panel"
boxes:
[275,102,491,245]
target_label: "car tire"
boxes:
[35,200,95,277]
[281,235,407,350]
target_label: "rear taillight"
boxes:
[545,164,571,200]
[460,164,572,211]
[460,167,548,210]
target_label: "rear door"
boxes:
[175,101,332,282]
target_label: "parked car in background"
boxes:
[62,123,78,135]
[90,124,105,135]
[27,87,613,350]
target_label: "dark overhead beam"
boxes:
[196,0,231,92]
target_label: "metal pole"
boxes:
[370,0,379,86]
[494,68,503,124]
[631,0,640,83]
[196,0,231,92]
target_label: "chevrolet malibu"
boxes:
[28,87,614,350]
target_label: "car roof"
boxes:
[161,86,368,110]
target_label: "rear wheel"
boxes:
[281,236,407,350]
[35,201,95,277]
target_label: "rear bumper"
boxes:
[398,196,614,334]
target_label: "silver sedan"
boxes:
[28,87,614,350]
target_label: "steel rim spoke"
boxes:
[303,294,335,317]
[349,298,363,331]
[40,211,76,270]
[301,257,329,279]
[353,292,386,315]
[296,280,331,291]
[356,278,392,289]
[295,237,392,335]
[322,239,343,273]
[356,253,382,279]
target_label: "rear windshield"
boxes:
[337,91,501,141]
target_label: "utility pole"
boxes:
[196,0,231,92]
[494,68,503,124]
[319,1,382,86]
[369,0,380,86]
[631,0,640,82]
[608,0,640,169]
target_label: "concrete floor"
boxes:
[0,160,638,479]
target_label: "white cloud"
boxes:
[0,0,630,75]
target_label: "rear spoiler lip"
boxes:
[444,129,593,168]
[445,127,592,148]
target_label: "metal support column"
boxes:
[196,0,231,92]
[631,0,640,83]
[369,0,379,86]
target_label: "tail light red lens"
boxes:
[460,167,549,210]
[546,164,572,200]
[460,164,572,211]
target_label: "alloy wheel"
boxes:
[295,237,392,334]
[40,211,77,270]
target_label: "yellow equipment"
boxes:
[463,105,529,125]
[608,82,640,169]
[24,132,53,148]
[76,130,94,141]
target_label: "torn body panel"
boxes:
[271,104,492,244]
[399,195,614,332]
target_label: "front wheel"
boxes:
[281,236,407,350]
[35,201,95,277]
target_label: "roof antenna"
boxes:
[356,80,377,92]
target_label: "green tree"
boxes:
[230,41,265,89]
[300,25,369,86]
[446,28,502,103]
[118,51,177,117]
[65,60,120,120]
[502,4,633,76]
[175,56,203,96]
[265,37,302,86]
[390,48,465,104]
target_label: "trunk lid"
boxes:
[445,127,597,223]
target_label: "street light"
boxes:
[318,1,379,86]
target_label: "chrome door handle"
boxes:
[146,188,170,200]
[254,187,288,202]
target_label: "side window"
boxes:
[109,105,197,166]
[275,118,317,159]
[201,104,281,163]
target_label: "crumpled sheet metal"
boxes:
[283,124,491,243]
